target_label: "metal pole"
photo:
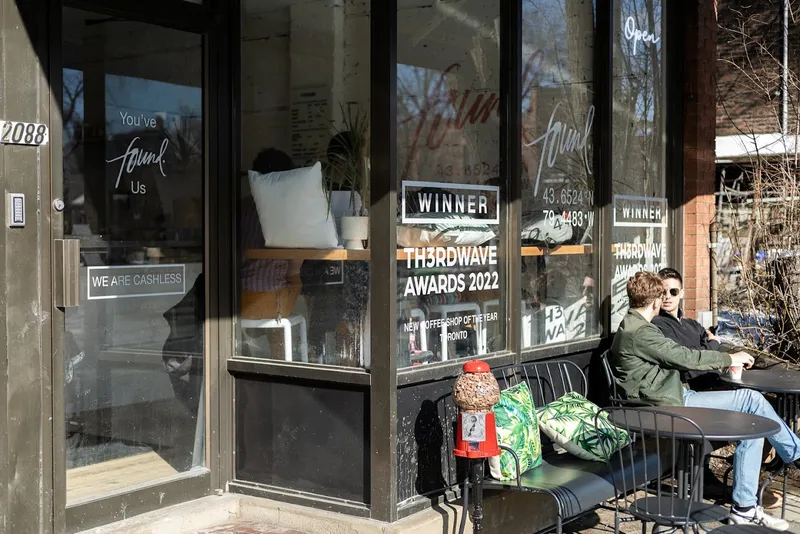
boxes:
[782,0,789,135]
[710,222,719,327]
[471,459,485,532]
[369,0,398,521]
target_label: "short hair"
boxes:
[627,271,665,308]
[658,267,683,285]
[252,148,294,174]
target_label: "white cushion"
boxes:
[248,162,339,249]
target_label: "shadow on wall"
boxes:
[415,399,448,496]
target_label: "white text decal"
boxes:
[107,137,169,189]
[524,102,594,196]
[624,16,660,54]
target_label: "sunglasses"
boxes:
[664,288,681,297]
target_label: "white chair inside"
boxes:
[240,315,309,362]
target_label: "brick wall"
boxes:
[716,0,784,136]
[683,0,719,319]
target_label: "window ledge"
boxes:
[227,358,370,385]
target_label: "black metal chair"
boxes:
[601,350,735,505]
[598,407,730,534]
[599,350,652,407]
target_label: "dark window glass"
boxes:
[62,8,205,503]
[610,0,668,329]
[237,0,371,368]
[396,0,505,368]
[235,378,368,503]
[520,0,600,347]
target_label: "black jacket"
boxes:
[651,309,722,391]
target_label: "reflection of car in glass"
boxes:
[715,309,775,350]
[521,211,573,247]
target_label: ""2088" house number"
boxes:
[0,120,49,146]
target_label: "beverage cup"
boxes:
[728,364,743,380]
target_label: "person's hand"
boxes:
[706,329,721,343]
[729,351,755,369]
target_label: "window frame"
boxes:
[51,1,222,532]
[225,0,684,521]
[222,5,684,378]
[391,0,683,381]
[225,0,687,385]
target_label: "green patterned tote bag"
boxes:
[488,382,542,480]
[538,392,629,462]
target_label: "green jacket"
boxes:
[610,310,733,406]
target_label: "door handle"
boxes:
[54,239,80,307]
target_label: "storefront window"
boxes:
[519,0,600,348]
[62,8,204,503]
[610,0,668,329]
[237,0,371,368]
[396,0,503,368]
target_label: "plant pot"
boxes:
[341,216,369,250]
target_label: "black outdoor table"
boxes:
[720,369,800,396]
[609,406,780,503]
[720,369,800,517]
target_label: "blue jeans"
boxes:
[683,389,800,507]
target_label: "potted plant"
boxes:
[327,103,370,249]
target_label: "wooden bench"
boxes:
[459,359,663,534]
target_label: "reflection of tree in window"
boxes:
[102,74,202,243]
[519,0,599,347]
[612,0,664,198]
[521,0,595,200]
[63,69,86,233]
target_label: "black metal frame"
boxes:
[501,0,523,360]
[369,0,399,520]
[223,0,685,525]
[601,407,729,533]
[665,0,686,273]
[596,0,614,339]
[48,0,223,531]
[41,0,687,529]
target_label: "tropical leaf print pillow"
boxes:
[488,382,542,480]
[538,392,628,462]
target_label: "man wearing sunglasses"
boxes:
[653,268,757,503]
[653,268,724,392]
[654,267,783,508]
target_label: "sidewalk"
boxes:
[564,490,800,533]
[193,524,306,534]
[191,490,800,534]
[80,487,800,534]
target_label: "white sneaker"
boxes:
[729,505,789,531]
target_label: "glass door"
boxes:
[60,7,206,505]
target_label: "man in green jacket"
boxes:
[611,271,800,530]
